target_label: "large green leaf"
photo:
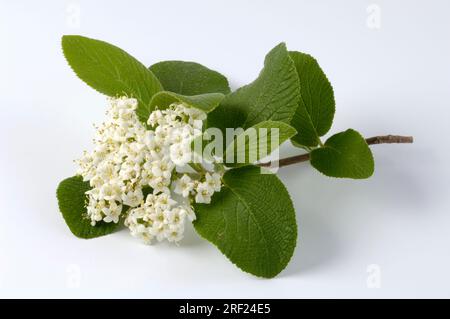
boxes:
[149,60,230,95]
[224,121,297,167]
[289,51,335,147]
[149,91,224,113]
[310,129,374,179]
[193,166,297,278]
[56,176,120,238]
[207,43,300,133]
[62,35,163,122]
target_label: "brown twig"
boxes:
[365,135,413,145]
[258,135,413,168]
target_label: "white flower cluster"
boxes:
[76,97,223,244]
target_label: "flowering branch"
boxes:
[58,35,416,278]
[259,135,413,168]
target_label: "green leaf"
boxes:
[224,121,297,167]
[149,60,230,95]
[149,91,224,113]
[207,43,300,133]
[56,176,120,238]
[310,129,374,179]
[289,51,335,147]
[62,35,163,122]
[193,166,297,278]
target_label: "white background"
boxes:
[1,0,449,298]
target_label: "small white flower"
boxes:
[102,201,122,223]
[165,224,184,243]
[151,209,166,228]
[165,207,185,225]
[148,176,170,193]
[149,223,166,242]
[151,158,174,179]
[148,139,165,159]
[195,182,213,204]
[86,200,103,226]
[99,182,121,201]
[170,143,192,166]
[131,224,153,245]
[147,109,163,127]
[174,174,194,197]
[122,189,144,207]
[96,161,117,181]
[155,192,177,210]
[205,172,222,192]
